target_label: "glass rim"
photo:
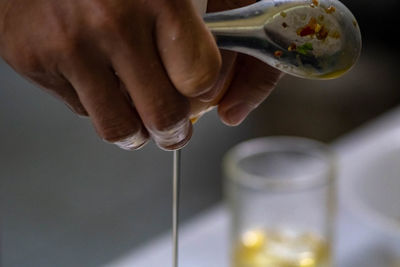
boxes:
[223,136,336,192]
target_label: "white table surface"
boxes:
[106,106,400,267]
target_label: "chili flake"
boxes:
[312,0,319,6]
[274,50,283,58]
[282,22,288,28]
[297,17,320,37]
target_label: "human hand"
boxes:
[0,0,282,151]
[0,0,221,150]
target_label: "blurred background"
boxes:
[1,0,400,266]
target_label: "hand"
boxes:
[0,0,283,151]
[0,0,221,150]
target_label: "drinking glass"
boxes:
[223,137,336,267]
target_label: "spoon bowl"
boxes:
[204,0,362,79]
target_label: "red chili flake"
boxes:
[288,43,297,51]
[325,6,336,14]
[282,22,288,28]
[274,50,283,58]
[298,26,312,36]
[297,17,317,37]
[312,0,319,6]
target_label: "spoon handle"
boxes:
[203,1,269,50]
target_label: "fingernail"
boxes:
[113,131,149,151]
[222,103,252,126]
[150,119,192,150]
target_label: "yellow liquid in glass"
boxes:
[234,229,331,267]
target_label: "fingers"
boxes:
[64,57,149,151]
[218,55,284,126]
[111,32,192,150]
[22,72,89,116]
[155,0,221,99]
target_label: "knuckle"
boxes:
[156,6,222,97]
[85,4,126,38]
[93,15,121,35]
[178,60,221,97]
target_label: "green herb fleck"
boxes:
[296,43,313,55]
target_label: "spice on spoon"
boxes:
[296,43,314,55]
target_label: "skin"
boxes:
[0,0,283,151]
